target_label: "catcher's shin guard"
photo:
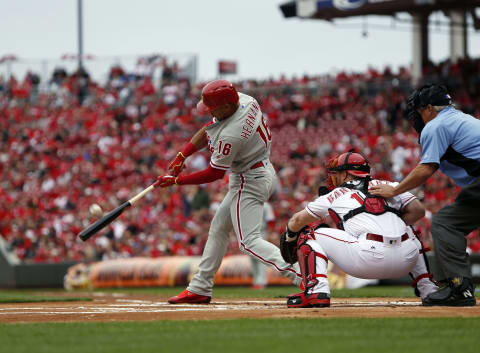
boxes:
[409,227,438,298]
[297,233,328,293]
[287,234,330,308]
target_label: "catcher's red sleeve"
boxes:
[176,165,225,185]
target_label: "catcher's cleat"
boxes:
[287,292,330,308]
[422,277,476,307]
[167,290,211,304]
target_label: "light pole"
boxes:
[77,0,84,71]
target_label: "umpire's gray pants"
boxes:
[430,177,480,280]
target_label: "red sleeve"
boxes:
[181,142,197,158]
[176,165,226,185]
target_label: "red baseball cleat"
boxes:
[167,290,211,304]
[287,292,330,308]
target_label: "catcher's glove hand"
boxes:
[279,226,309,265]
[279,231,297,265]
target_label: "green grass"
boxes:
[0,285,415,303]
[1,318,479,353]
[0,290,92,303]
[0,286,476,353]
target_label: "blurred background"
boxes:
[1,0,480,288]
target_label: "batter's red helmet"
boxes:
[328,152,370,178]
[196,79,239,115]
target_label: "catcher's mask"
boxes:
[326,152,370,190]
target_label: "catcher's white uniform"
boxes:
[302,179,436,297]
[187,93,301,296]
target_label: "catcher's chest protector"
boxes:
[329,192,401,229]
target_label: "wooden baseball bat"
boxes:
[78,181,159,241]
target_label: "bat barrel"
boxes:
[78,201,131,241]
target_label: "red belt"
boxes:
[250,161,264,170]
[366,233,409,243]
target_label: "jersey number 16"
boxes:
[256,114,272,148]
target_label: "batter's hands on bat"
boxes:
[156,175,178,188]
[369,184,396,198]
[168,152,186,176]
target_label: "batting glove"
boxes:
[168,152,186,176]
[156,175,178,187]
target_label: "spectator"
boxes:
[0,57,479,266]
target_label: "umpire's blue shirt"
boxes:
[420,106,480,187]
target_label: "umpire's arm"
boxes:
[370,163,438,197]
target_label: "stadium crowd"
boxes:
[1,57,480,263]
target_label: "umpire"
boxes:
[370,84,480,306]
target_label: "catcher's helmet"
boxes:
[328,152,370,178]
[196,79,239,115]
[326,152,370,190]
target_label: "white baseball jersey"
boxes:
[295,179,438,299]
[205,92,272,173]
[305,179,416,237]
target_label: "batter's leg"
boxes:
[251,257,267,288]
[230,189,301,285]
[187,191,234,296]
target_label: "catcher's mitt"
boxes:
[279,226,309,264]
[279,230,298,264]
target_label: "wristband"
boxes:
[285,226,299,242]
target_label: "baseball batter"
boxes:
[157,80,301,304]
[282,152,438,308]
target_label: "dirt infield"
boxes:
[1,292,479,323]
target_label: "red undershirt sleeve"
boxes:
[181,142,197,158]
[176,165,226,185]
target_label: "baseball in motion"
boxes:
[89,204,103,217]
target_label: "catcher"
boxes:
[279,151,438,308]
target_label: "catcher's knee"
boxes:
[297,230,314,247]
[297,241,328,291]
[297,241,313,258]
